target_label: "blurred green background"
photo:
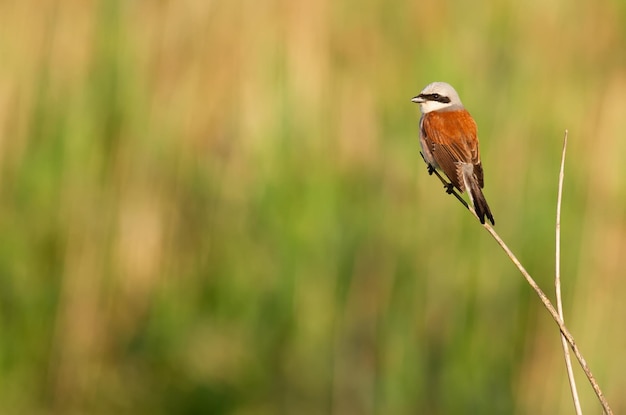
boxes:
[1,0,625,414]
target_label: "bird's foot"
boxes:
[444,182,455,194]
[418,152,436,175]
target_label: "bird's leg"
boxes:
[418,150,459,197]
[420,153,436,176]
[430,168,455,193]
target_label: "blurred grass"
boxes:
[1,0,626,413]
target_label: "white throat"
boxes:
[418,100,456,114]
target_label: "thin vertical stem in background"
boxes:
[555,130,582,414]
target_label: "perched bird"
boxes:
[411,82,495,225]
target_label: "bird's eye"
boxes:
[432,93,440,99]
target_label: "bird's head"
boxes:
[411,82,464,113]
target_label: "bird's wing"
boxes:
[421,109,481,191]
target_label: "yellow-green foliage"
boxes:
[1,0,625,413]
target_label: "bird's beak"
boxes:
[411,95,425,104]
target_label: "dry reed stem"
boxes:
[555,130,582,414]
[481,224,611,414]
[427,142,613,414]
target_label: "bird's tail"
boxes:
[467,177,495,225]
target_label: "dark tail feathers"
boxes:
[468,180,495,225]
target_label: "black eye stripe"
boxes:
[418,93,451,104]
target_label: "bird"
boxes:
[411,81,495,225]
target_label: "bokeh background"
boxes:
[1,0,625,414]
